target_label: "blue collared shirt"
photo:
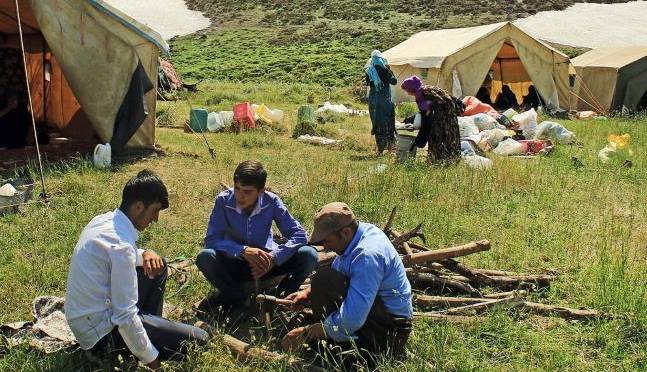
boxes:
[323,223,413,342]
[204,189,308,266]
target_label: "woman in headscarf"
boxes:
[401,76,461,164]
[365,50,397,155]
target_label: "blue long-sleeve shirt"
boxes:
[204,189,308,266]
[323,223,413,342]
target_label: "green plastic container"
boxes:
[297,105,316,125]
[189,108,208,133]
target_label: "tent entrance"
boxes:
[480,42,538,109]
[1,8,98,170]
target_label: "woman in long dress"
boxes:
[365,50,397,154]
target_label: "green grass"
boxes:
[2,82,647,370]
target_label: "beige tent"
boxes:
[0,0,168,153]
[571,47,647,113]
[383,22,571,110]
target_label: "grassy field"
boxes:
[1,81,647,370]
[170,0,629,85]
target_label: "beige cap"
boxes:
[309,202,356,244]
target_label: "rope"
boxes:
[14,0,48,204]
[182,91,217,160]
[573,74,608,115]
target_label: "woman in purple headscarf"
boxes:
[400,76,461,164]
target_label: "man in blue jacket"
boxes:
[281,202,413,363]
[196,160,319,313]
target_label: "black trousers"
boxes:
[90,266,209,361]
[309,266,412,363]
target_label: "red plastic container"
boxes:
[233,102,255,130]
[518,139,552,154]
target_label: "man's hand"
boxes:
[281,326,307,352]
[142,250,165,279]
[146,358,161,371]
[242,247,273,279]
[284,288,310,311]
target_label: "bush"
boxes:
[396,102,418,119]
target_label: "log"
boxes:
[413,312,479,324]
[442,295,524,316]
[408,272,480,295]
[521,301,608,321]
[415,294,495,308]
[409,241,432,251]
[402,240,490,267]
[392,223,424,247]
[383,207,397,234]
[440,259,496,287]
[483,290,528,299]
[486,275,554,289]
[475,268,525,277]
[392,230,414,255]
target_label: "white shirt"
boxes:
[64,209,158,364]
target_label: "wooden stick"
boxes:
[440,259,495,287]
[521,301,608,321]
[408,272,480,295]
[392,223,424,247]
[415,294,495,307]
[392,230,414,255]
[409,241,432,251]
[383,207,397,234]
[256,294,293,307]
[413,312,479,323]
[475,268,525,277]
[442,296,524,316]
[486,275,555,289]
[402,240,491,267]
[483,290,527,299]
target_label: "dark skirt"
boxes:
[368,87,395,152]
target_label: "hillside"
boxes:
[170,0,629,86]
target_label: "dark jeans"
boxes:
[310,266,412,361]
[90,266,209,361]
[196,246,319,305]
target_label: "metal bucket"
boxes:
[396,132,417,161]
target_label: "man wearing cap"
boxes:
[281,202,413,362]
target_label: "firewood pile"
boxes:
[167,206,608,366]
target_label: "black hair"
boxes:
[119,169,169,212]
[233,160,267,190]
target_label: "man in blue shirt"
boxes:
[196,161,319,313]
[281,202,413,362]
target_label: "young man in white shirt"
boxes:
[65,170,209,370]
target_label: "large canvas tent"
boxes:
[571,47,647,113]
[383,22,571,110]
[0,0,168,155]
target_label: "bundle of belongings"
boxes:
[458,96,576,157]
[0,296,77,354]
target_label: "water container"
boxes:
[189,108,209,133]
[396,131,417,161]
[233,102,255,129]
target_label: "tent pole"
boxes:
[14,0,48,203]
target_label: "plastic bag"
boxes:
[413,113,422,130]
[92,143,111,168]
[458,116,480,138]
[576,111,597,120]
[207,112,225,132]
[460,140,477,157]
[493,138,525,156]
[512,108,538,138]
[464,155,493,169]
[479,128,512,148]
[598,134,632,163]
[472,113,499,131]
[502,108,518,120]
[534,121,575,144]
